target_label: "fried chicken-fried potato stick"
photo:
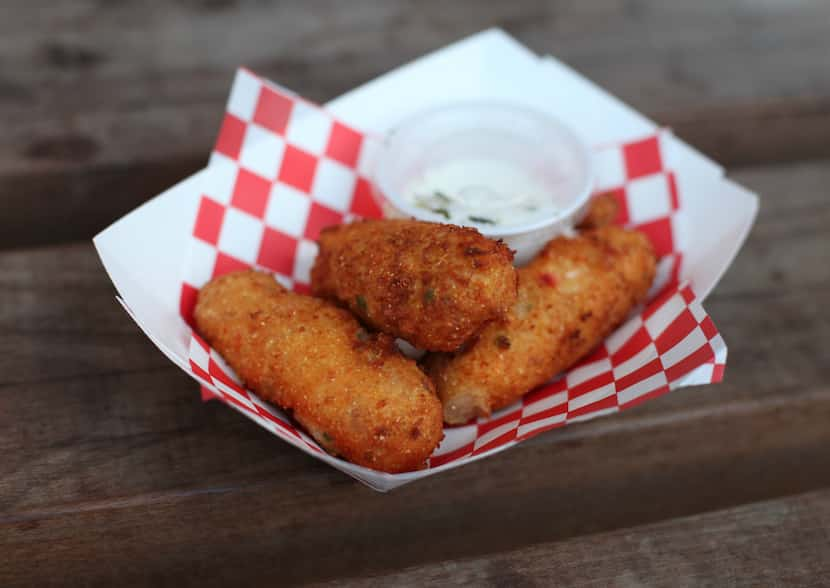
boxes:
[194,270,443,473]
[311,219,517,352]
[424,226,656,424]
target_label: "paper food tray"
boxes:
[94,29,758,491]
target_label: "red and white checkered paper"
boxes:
[174,68,726,487]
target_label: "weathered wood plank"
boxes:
[1,391,829,586]
[0,158,828,584]
[2,0,830,248]
[318,489,830,587]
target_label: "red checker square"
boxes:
[642,282,681,320]
[667,171,681,210]
[665,344,715,382]
[212,251,250,278]
[214,113,247,159]
[614,357,664,393]
[325,121,364,168]
[278,144,318,193]
[200,386,218,402]
[516,418,567,442]
[700,316,719,340]
[304,202,343,240]
[473,429,518,456]
[520,401,568,426]
[256,227,298,275]
[567,393,618,419]
[179,283,199,327]
[350,176,383,219]
[611,326,652,366]
[712,363,726,382]
[253,406,299,437]
[635,217,674,258]
[654,309,697,354]
[477,408,522,437]
[209,358,244,394]
[429,441,475,468]
[253,86,294,134]
[623,135,662,179]
[568,370,615,400]
[189,359,212,385]
[293,282,311,295]
[231,168,271,218]
[619,384,669,411]
[193,196,226,245]
[523,377,568,405]
[680,285,695,304]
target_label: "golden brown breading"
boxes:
[577,192,620,230]
[311,219,518,352]
[194,270,443,473]
[423,226,656,424]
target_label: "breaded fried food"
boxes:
[194,270,443,473]
[311,219,518,352]
[577,192,620,230]
[423,226,656,424]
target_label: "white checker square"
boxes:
[647,255,678,300]
[626,173,672,223]
[285,100,333,155]
[274,274,294,290]
[184,239,218,288]
[474,420,519,450]
[215,379,257,412]
[675,363,714,386]
[567,405,618,424]
[612,342,658,380]
[644,294,686,339]
[605,315,644,355]
[293,239,319,284]
[202,153,239,205]
[661,326,707,369]
[566,357,612,387]
[432,426,477,459]
[217,207,265,264]
[617,371,668,406]
[265,182,311,237]
[711,334,727,363]
[189,336,210,369]
[312,157,357,212]
[522,390,567,418]
[592,146,626,191]
[209,350,242,383]
[568,382,616,412]
[357,136,382,177]
[238,125,285,180]
[689,298,707,323]
[226,69,262,121]
[517,413,567,439]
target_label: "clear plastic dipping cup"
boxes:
[372,102,594,265]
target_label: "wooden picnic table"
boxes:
[2,1,829,585]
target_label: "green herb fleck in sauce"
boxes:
[423,288,436,304]
[355,295,368,312]
[468,215,496,225]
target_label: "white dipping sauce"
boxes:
[402,159,557,228]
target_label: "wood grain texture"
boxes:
[0,158,828,585]
[3,0,830,248]
[315,489,830,587]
